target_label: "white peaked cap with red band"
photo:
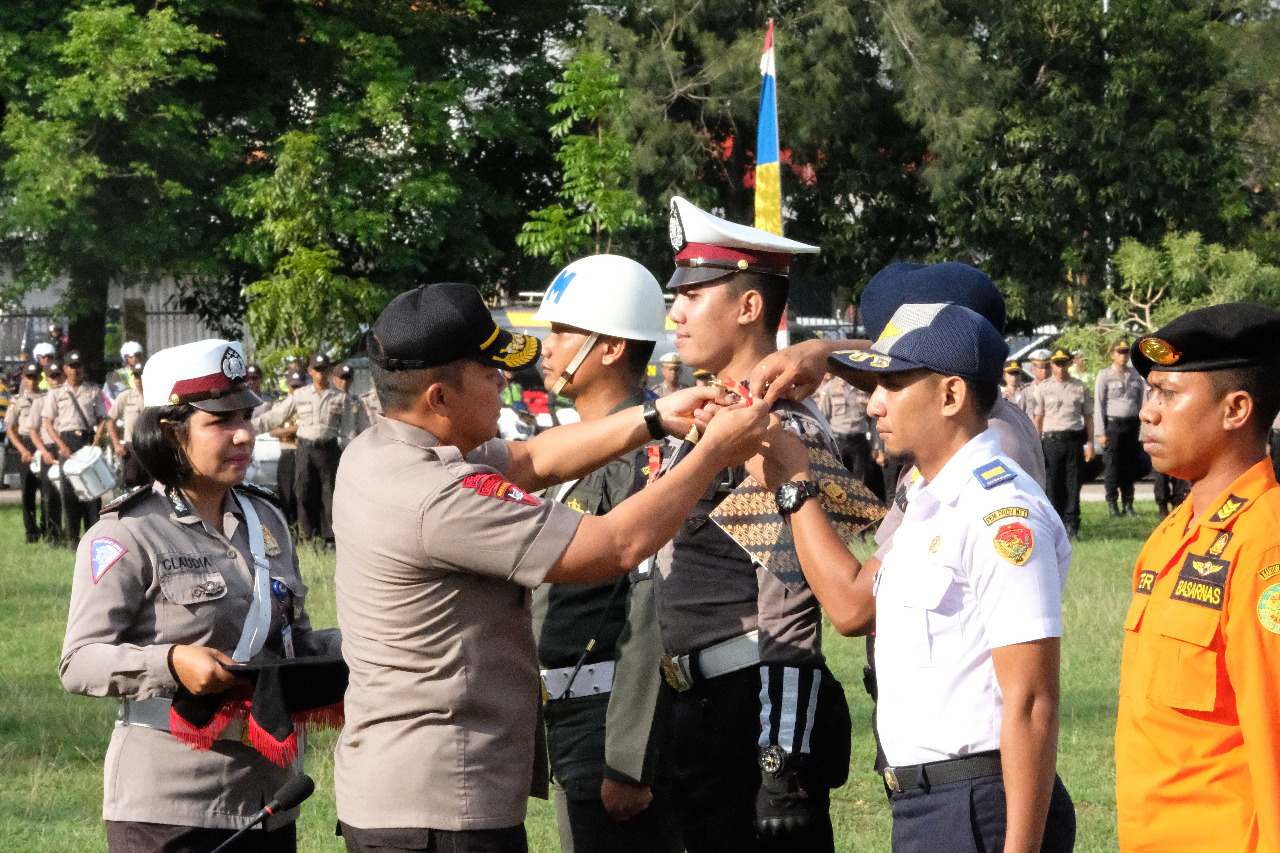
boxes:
[142,339,262,412]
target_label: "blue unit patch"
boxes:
[973,461,1016,490]
[90,537,127,584]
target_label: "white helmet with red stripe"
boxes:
[142,339,261,411]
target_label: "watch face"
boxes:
[759,744,787,775]
[776,482,800,512]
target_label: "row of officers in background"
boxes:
[4,343,383,550]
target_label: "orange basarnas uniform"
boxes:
[1116,459,1280,853]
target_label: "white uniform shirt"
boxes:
[873,429,1071,767]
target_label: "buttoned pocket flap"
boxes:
[1151,604,1222,712]
[899,563,956,611]
[1157,601,1220,648]
[1122,594,1148,632]
[158,556,229,606]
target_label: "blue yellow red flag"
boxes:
[755,19,782,237]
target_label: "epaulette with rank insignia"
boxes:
[101,485,151,516]
[234,482,284,508]
[973,460,1017,490]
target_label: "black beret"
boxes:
[368,282,540,371]
[1133,303,1280,379]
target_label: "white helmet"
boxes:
[32,342,55,358]
[120,341,143,359]
[532,255,667,342]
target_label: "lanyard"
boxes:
[231,492,273,663]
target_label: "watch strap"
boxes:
[643,398,668,441]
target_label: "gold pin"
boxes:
[929,536,941,553]
[1139,338,1180,366]
[737,259,749,270]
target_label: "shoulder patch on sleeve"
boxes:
[461,472,541,506]
[90,537,127,583]
[1257,584,1280,634]
[992,521,1034,566]
[983,506,1029,526]
[973,460,1017,489]
[101,485,150,515]
[234,482,283,508]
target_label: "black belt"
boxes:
[298,437,339,446]
[883,750,1002,794]
[1104,416,1140,423]
[1042,430,1085,441]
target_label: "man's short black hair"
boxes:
[372,361,467,413]
[619,338,656,383]
[131,405,196,488]
[1209,366,1280,442]
[963,378,1000,418]
[724,271,789,334]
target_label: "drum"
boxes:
[247,435,281,488]
[62,446,119,501]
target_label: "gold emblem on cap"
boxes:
[1139,338,1180,366]
[737,259,749,270]
[169,393,180,404]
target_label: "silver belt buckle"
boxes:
[660,654,693,692]
[883,767,901,793]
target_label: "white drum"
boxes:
[246,435,281,488]
[62,446,119,501]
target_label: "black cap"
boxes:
[46,361,65,377]
[286,369,306,389]
[245,364,262,380]
[336,363,354,380]
[65,350,84,366]
[1133,303,1280,379]
[22,362,41,380]
[368,282,540,371]
[309,354,332,371]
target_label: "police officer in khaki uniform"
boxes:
[256,354,356,544]
[5,362,45,543]
[332,282,766,853]
[659,197,851,852]
[531,255,681,853]
[44,350,109,540]
[815,372,875,489]
[27,361,64,541]
[1020,348,1052,417]
[106,367,149,488]
[60,339,341,853]
[1094,339,1146,517]
[649,352,688,398]
[1030,348,1094,537]
[354,384,381,435]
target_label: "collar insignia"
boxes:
[1213,495,1246,524]
[1207,531,1231,558]
[974,461,1016,490]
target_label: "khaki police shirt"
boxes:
[1093,363,1145,433]
[815,375,872,435]
[107,387,146,444]
[4,388,39,442]
[60,483,340,830]
[45,381,107,434]
[354,387,382,435]
[1028,376,1093,433]
[648,380,688,399]
[256,383,356,443]
[333,416,583,831]
[27,390,59,445]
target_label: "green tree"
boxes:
[517,50,649,266]
[874,0,1247,328]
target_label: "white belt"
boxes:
[661,630,761,692]
[118,696,246,741]
[541,660,615,700]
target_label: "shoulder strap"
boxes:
[231,492,273,663]
[102,484,151,515]
[235,482,283,508]
[66,386,94,431]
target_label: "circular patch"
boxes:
[1138,337,1181,366]
[1257,584,1280,634]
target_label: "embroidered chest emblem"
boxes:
[1171,553,1229,610]
[1207,531,1231,558]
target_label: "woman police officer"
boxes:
[60,340,340,853]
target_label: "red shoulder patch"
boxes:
[461,473,540,506]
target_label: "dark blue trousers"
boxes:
[890,773,1075,853]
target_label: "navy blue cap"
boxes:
[861,262,1006,339]
[1133,302,1280,379]
[829,302,1009,388]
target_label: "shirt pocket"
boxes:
[1149,604,1223,712]
[157,554,230,637]
[884,562,964,668]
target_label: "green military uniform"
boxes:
[532,389,679,853]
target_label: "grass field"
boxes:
[0,500,1156,852]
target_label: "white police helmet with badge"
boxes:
[533,254,668,394]
[142,340,262,412]
[666,196,818,289]
[120,341,143,360]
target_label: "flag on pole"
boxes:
[755,19,782,237]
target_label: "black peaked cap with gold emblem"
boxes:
[368,282,540,371]
[1132,303,1280,379]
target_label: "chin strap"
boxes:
[550,332,600,396]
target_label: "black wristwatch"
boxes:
[643,398,668,440]
[776,480,820,516]
[758,744,789,777]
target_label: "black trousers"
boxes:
[106,820,296,853]
[339,822,526,853]
[1153,471,1191,514]
[1102,417,1141,505]
[1042,431,1085,533]
[889,773,1075,853]
[294,438,339,541]
[553,782,681,853]
[58,429,100,541]
[666,667,836,853]
[836,432,883,498]
[15,438,41,543]
[38,456,63,542]
[276,448,297,525]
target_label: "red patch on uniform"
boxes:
[461,473,540,506]
[992,521,1034,566]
